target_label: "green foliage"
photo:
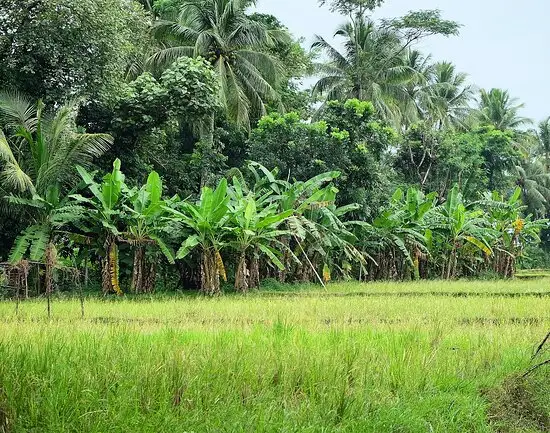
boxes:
[382,10,461,38]
[152,0,289,129]
[0,93,112,197]
[312,11,461,125]
[114,57,218,134]
[0,0,149,105]
[318,0,384,16]
[249,100,396,217]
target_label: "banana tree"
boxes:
[166,178,230,295]
[480,187,548,277]
[72,159,127,294]
[124,171,175,293]
[264,166,343,283]
[303,185,372,283]
[437,185,493,279]
[227,176,292,291]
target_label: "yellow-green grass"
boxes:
[0,280,548,432]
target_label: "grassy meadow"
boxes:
[0,279,548,432]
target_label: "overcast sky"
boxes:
[253,0,550,123]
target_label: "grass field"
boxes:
[0,280,548,432]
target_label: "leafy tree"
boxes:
[248,100,396,218]
[101,56,219,188]
[395,125,520,198]
[0,0,149,105]
[152,0,289,129]
[318,0,384,16]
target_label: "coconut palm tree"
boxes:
[400,50,434,126]
[0,92,112,197]
[312,17,416,123]
[423,62,474,130]
[515,160,550,218]
[151,0,287,129]
[476,88,531,131]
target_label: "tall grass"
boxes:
[0,280,548,432]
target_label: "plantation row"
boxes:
[3,152,546,296]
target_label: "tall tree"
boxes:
[152,0,288,129]
[312,18,414,122]
[477,88,531,131]
[423,62,474,129]
[0,0,149,105]
[312,12,460,124]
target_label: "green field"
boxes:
[0,280,549,432]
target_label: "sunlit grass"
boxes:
[0,279,548,432]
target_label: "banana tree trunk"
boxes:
[131,246,144,293]
[200,248,220,295]
[446,244,457,280]
[249,249,260,289]
[144,261,156,293]
[277,237,290,283]
[45,242,56,318]
[234,251,249,292]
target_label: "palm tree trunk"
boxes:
[199,113,215,188]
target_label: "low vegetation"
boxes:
[0,280,548,432]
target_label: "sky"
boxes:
[253,0,550,123]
